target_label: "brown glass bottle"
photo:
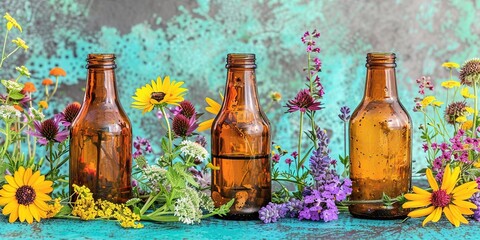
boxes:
[69,54,132,203]
[211,53,271,220]
[349,53,412,219]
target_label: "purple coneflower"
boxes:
[285,89,322,113]
[60,102,81,127]
[172,114,198,137]
[178,100,196,118]
[27,114,69,145]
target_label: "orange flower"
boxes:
[13,105,24,112]
[42,78,54,86]
[39,101,48,109]
[49,67,66,77]
[22,82,36,93]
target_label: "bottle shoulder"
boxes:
[350,99,411,123]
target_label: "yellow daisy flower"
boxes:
[0,167,53,223]
[461,87,476,99]
[432,101,444,107]
[132,76,187,114]
[442,62,460,69]
[4,13,22,32]
[420,96,436,108]
[12,37,28,51]
[441,80,460,89]
[402,164,478,227]
[456,116,467,123]
[198,96,222,131]
[461,120,473,130]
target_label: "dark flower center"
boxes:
[172,114,191,137]
[431,189,450,207]
[151,92,166,102]
[41,118,59,140]
[15,185,36,205]
[179,100,196,118]
[64,103,81,123]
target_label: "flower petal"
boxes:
[23,168,32,186]
[14,167,26,186]
[422,208,438,226]
[444,205,460,227]
[2,201,18,215]
[402,199,431,209]
[18,204,27,222]
[426,168,439,191]
[452,181,478,195]
[452,199,477,209]
[445,166,460,194]
[35,193,52,201]
[29,204,40,222]
[8,205,19,223]
[456,206,474,215]
[27,171,41,186]
[407,206,435,218]
[412,186,431,195]
[34,199,48,211]
[440,164,452,190]
[25,206,33,224]
[449,205,469,225]
[2,184,17,193]
[0,196,14,205]
[404,193,431,201]
[0,189,15,197]
[431,207,442,222]
[5,175,19,188]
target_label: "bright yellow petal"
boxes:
[33,180,53,191]
[431,207,443,222]
[426,168,439,191]
[404,193,431,201]
[23,168,32,186]
[34,199,48,211]
[8,205,19,223]
[407,206,435,218]
[402,199,432,209]
[452,181,478,195]
[452,199,477,209]
[440,164,451,190]
[2,184,17,193]
[205,97,221,114]
[445,166,460,194]
[456,206,474,215]
[449,205,469,225]
[198,119,214,132]
[412,186,432,195]
[18,204,27,222]
[443,206,458,227]
[27,171,41,186]
[0,196,14,205]
[5,175,19,188]
[2,201,18,215]
[14,167,26,186]
[422,208,438,226]
[29,204,40,222]
[25,206,33,224]
[453,189,479,200]
[31,175,46,187]
[0,189,15,197]
[35,193,52,201]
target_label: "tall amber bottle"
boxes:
[69,54,132,203]
[349,53,412,219]
[211,53,271,220]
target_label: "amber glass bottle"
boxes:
[349,53,412,219]
[211,53,271,220]
[70,54,132,203]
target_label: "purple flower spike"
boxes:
[338,106,351,122]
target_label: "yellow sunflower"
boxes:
[132,76,187,114]
[0,167,53,223]
[402,164,478,227]
[198,96,222,131]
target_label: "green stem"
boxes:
[48,76,60,101]
[0,30,9,68]
[297,112,304,173]
[3,47,20,63]
[160,106,173,164]
[473,79,478,137]
[310,112,318,149]
[0,122,11,160]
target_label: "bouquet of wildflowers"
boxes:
[402,60,480,227]
[256,30,352,223]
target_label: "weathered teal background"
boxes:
[2,0,480,175]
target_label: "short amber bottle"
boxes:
[211,53,271,220]
[69,54,132,203]
[349,53,412,219]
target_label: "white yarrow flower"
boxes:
[1,79,24,91]
[174,187,203,224]
[0,105,21,120]
[180,140,209,163]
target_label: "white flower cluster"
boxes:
[0,105,21,120]
[143,165,167,193]
[174,187,213,224]
[1,79,24,91]
[180,140,208,163]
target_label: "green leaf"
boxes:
[126,198,142,207]
[56,205,72,216]
[8,91,24,100]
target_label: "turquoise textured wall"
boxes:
[2,0,480,175]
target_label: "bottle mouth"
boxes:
[226,53,256,69]
[86,53,117,69]
[366,52,396,68]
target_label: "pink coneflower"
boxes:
[60,102,81,127]
[27,114,69,145]
[178,100,196,118]
[172,114,198,137]
[285,89,322,113]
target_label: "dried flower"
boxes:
[286,89,322,113]
[460,58,480,86]
[444,101,468,125]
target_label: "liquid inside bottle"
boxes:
[211,53,271,220]
[348,53,412,219]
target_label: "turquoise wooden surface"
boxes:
[0,212,477,239]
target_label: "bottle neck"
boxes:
[364,67,398,100]
[85,68,118,103]
[223,68,260,111]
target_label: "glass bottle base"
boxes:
[349,204,409,220]
[214,212,259,221]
